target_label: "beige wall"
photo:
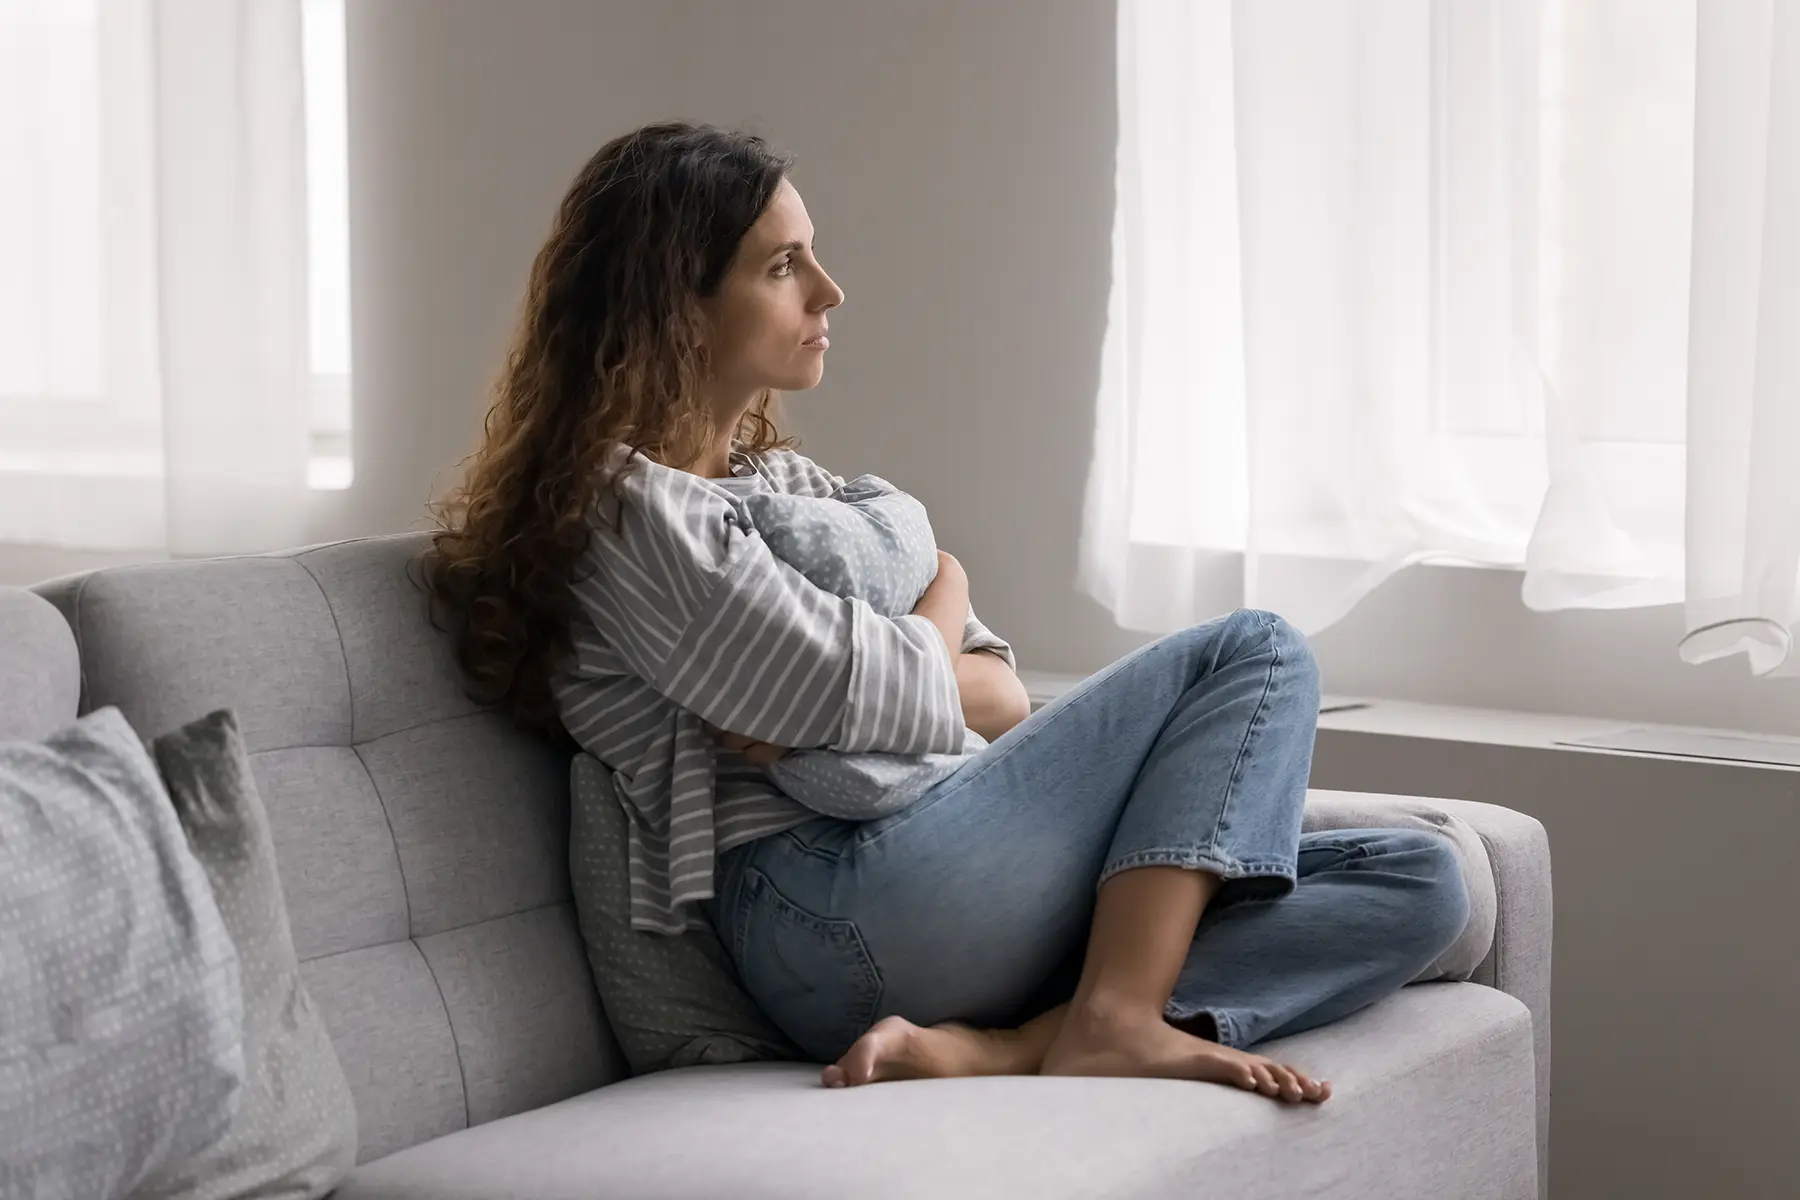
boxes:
[1317,729,1800,1198]
[329,0,1152,674]
[319,0,1800,736]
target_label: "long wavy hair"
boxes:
[419,122,797,735]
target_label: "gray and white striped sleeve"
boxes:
[962,605,1017,670]
[581,464,965,757]
[757,447,845,498]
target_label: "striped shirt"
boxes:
[552,444,1014,935]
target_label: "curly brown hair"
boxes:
[418,122,797,735]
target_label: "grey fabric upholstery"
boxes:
[334,982,1537,1200]
[1314,790,1553,1190]
[7,533,1553,1198]
[31,536,626,1164]
[1302,793,1499,983]
[137,709,359,1199]
[0,587,79,741]
[569,753,800,1076]
[1,707,244,1200]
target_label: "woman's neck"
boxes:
[686,397,764,477]
[686,432,738,479]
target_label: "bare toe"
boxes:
[826,1016,1029,1087]
[828,1016,919,1087]
[1039,1004,1343,1109]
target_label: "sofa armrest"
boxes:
[1310,789,1551,1199]
[0,586,81,741]
[1440,794,1552,1200]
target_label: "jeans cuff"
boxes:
[1165,1002,1246,1049]
[1096,849,1295,893]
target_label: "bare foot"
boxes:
[1040,1003,1330,1104]
[822,1016,1033,1088]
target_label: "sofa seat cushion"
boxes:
[335,983,1537,1200]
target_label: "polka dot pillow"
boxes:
[0,707,243,1199]
[739,473,977,820]
[741,473,939,620]
[568,752,801,1075]
[135,709,358,1199]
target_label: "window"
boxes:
[303,0,353,489]
[1087,0,1729,643]
[0,0,352,505]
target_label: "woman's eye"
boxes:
[773,258,794,277]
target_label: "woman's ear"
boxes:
[689,304,712,354]
[685,299,726,384]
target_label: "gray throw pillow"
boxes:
[0,707,244,1200]
[131,709,358,1200]
[568,752,800,1075]
[743,474,973,816]
[740,473,938,618]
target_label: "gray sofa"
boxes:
[1,532,1553,1199]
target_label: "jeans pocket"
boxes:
[732,866,883,1063]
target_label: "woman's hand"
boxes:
[705,724,789,766]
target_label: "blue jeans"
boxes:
[706,610,1469,1064]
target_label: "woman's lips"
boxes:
[802,335,830,350]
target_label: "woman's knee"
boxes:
[1198,609,1319,697]
[1388,831,1471,959]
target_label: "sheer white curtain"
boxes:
[0,0,315,555]
[1081,0,1800,675]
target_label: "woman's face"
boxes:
[698,178,844,407]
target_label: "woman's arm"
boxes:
[717,555,1028,755]
[578,461,965,758]
[913,551,971,659]
[956,649,1031,742]
[719,647,1027,759]
[926,552,1030,741]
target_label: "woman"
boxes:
[426,122,1468,1105]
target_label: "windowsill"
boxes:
[1018,669,1800,774]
